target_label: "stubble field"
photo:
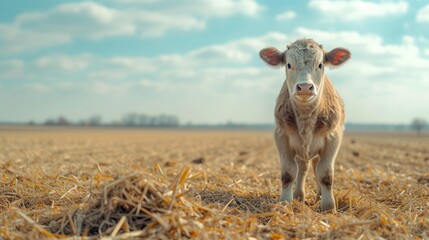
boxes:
[0,126,428,239]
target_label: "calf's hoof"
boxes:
[293,190,305,202]
[321,199,336,213]
[279,189,293,202]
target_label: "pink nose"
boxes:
[296,83,314,95]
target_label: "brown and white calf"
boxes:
[259,39,351,212]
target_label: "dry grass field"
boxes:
[0,126,428,239]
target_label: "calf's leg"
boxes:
[311,157,322,196]
[317,133,342,212]
[294,159,309,201]
[274,129,297,202]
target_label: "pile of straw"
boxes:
[16,165,216,239]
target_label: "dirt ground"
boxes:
[0,126,428,239]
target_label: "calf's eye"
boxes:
[318,63,323,69]
[287,63,291,69]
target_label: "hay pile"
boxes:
[48,173,171,237]
[3,165,217,239]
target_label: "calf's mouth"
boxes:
[294,93,316,102]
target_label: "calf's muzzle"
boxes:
[296,83,314,95]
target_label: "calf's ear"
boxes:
[259,47,285,67]
[325,48,351,67]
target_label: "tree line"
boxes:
[43,113,180,127]
[28,115,429,134]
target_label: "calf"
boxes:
[259,39,351,212]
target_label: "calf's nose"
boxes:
[296,83,314,95]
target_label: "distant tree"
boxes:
[137,114,150,126]
[167,115,179,127]
[44,118,56,125]
[411,118,426,136]
[78,120,88,126]
[88,115,102,126]
[122,113,139,126]
[44,116,70,125]
[157,114,169,126]
[120,113,179,127]
[149,116,159,126]
[57,116,70,125]
[154,114,179,127]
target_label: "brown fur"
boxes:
[321,173,333,188]
[281,172,293,188]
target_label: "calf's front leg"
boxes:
[274,129,297,202]
[312,157,322,196]
[293,158,309,201]
[317,133,342,212]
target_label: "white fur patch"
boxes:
[289,133,325,160]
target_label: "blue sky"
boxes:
[1,0,428,124]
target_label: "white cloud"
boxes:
[0,24,71,54]
[34,54,93,72]
[87,56,159,81]
[0,60,25,79]
[163,0,263,17]
[0,0,264,55]
[181,32,289,65]
[276,11,296,21]
[130,11,204,37]
[87,70,127,81]
[81,31,289,86]
[87,81,133,95]
[188,45,252,64]
[140,79,177,91]
[25,84,52,93]
[3,0,263,54]
[416,4,429,22]
[113,0,160,3]
[309,0,408,21]
[15,2,135,40]
[112,0,263,17]
[107,57,159,71]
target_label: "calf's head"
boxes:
[260,39,351,104]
